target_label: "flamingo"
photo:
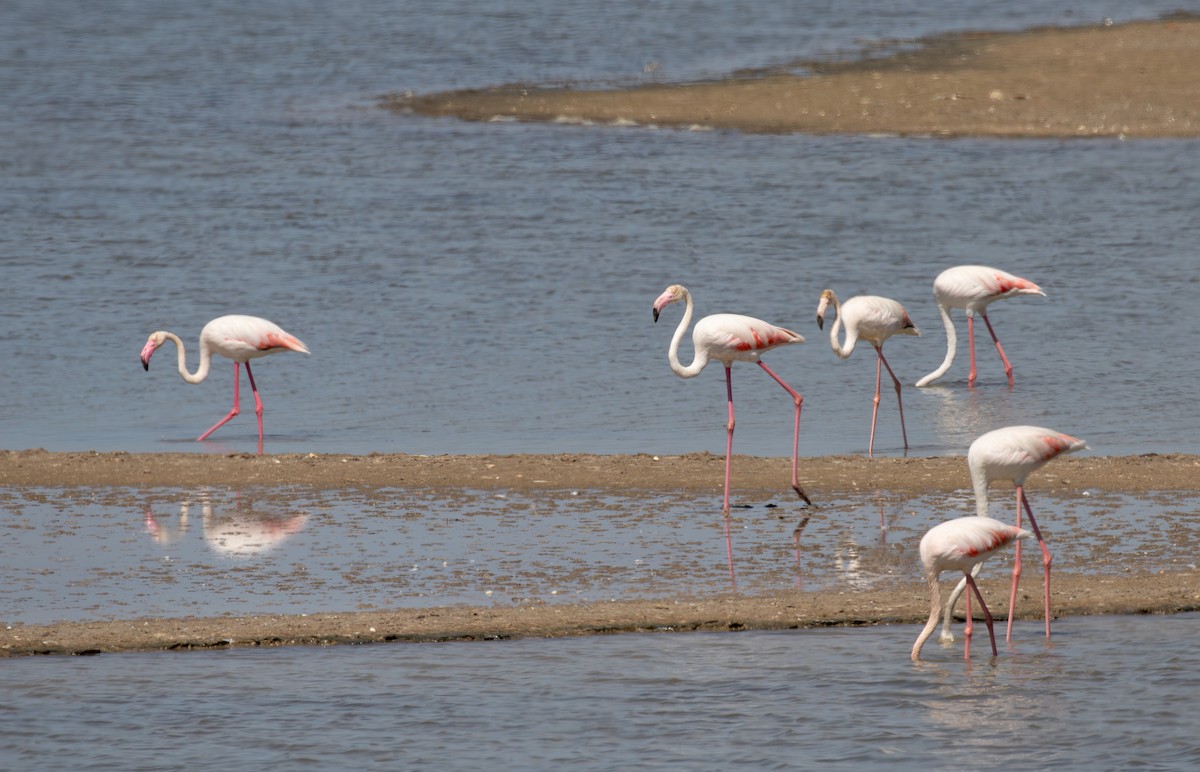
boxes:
[940,425,1088,643]
[140,315,309,452]
[912,516,1029,661]
[652,284,811,571]
[914,265,1044,388]
[816,289,920,456]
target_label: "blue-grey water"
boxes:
[2,0,1198,459]
[2,616,1199,769]
[4,1,1199,767]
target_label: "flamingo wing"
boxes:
[203,315,310,361]
[695,313,804,362]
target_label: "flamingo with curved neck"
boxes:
[816,289,919,456]
[939,425,1088,643]
[652,284,811,575]
[140,314,309,453]
[915,265,1044,388]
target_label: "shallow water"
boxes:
[2,614,1198,769]
[2,0,1199,459]
[3,486,1195,625]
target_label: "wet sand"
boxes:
[3,450,1199,655]
[384,16,1200,138]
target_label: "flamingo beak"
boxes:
[653,307,660,323]
[140,339,157,370]
[816,295,830,330]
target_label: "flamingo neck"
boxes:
[970,461,991,518]
[166,331,212,384]
[911,567,944,661]
[914,302,957,387]
[825,293,856,359]
[667,290,708,378]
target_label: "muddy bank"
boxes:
[2,448,1196,494]
[4,573,1197,657]
[2,450,1199,655]
[384,17,1200,138]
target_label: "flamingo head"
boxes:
[140,331,167,371]
[652,284,687,323]
[815,289,836,330]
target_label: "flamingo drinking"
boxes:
[816,289,920,456]
[941,425,1088,642]
[652,285,811,571]
[912,516,1029,661]
[140,314,309,452]
[914,265,1044,388]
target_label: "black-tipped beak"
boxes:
[816,315,824,331]
[141,358,150,371]
[653,308,660,323]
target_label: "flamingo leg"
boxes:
[966,572,998,657]
[722,366,737,584]
[1007,484,1053,638]
[876,346,908,451]
[868,352,883,457]
[963,577,974,659]
[197,362,242,441]
[245,361,265,454]
[979,312,1015,387]
[756,360,812,505]
[967,314,978,387]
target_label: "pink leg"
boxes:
[967,315,978,387]
[979,312,1015,387]
[1016,485,1052,638]
[963,579,974,659]
[722,366,737,583]
[966,572,999,656]
[245,362,265,455]
[1007,486,1023,639]
[756,360,812,505]
[197,363,242,441]
[875,346,908,451]
[868,352,882,457]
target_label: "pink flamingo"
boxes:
[652,285,811,571]
[915,265,1044,388]
[816,289,920,456]
[912,516,1029,661]
[941,425,1088,643]
[140,315,309,452]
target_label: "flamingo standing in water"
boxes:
[915,265,1044,388]
[940,425,1088,643]
[912,516,1029,661]
[140,315,309,452]
[652,285,811,571]
[816,289,920,456]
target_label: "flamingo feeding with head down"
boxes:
[140,315,309,453]
[652,285,811,567]
[940,425,1088,643]
[816,289,920,456]
[912,516,1029,661]
[915,265,1044,388]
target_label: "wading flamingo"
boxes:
[940,425,1088,643]
[140,315,309,452]
[912,516,1029,661]
[816,289,920,456]
[652,285,811,572]
[915,265,1044,388]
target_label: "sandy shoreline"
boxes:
[383,16,1200,138]
[3,449,1199,656]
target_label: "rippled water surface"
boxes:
[2,0,1198,459]
[3,615,1199,769]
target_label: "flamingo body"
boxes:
[915,265,1044,387]
[941,425,1088,642]
[912,516,1028,661]
[140,315,309,452]
[816,290,919,455]
[652,284,811,577]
